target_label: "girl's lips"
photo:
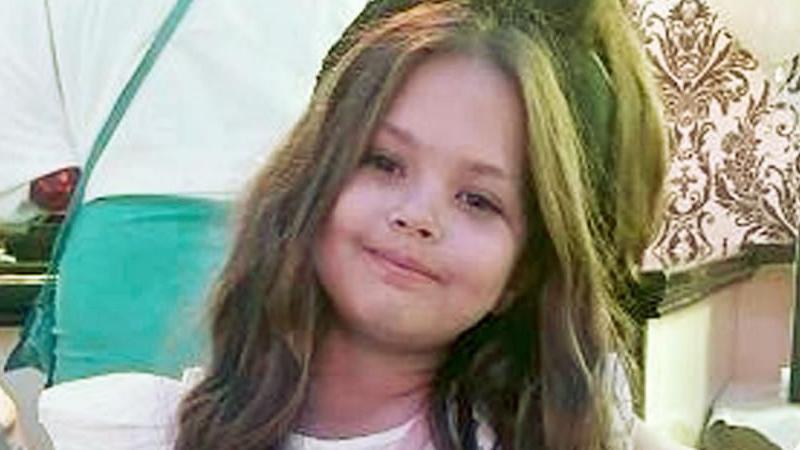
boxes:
[362,246,443,284]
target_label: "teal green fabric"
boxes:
[52,195,230,384]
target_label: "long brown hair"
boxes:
[175,1,666,449]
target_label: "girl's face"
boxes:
[314,53,527,355]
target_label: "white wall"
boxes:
[643,265,794,446]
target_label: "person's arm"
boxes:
[28,167,81,214]
[633,418,695,450]
[0,167,80,227]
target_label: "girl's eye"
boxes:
[457,191,503,215]
[361,151,403,176]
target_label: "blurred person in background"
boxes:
[0,1,365,448]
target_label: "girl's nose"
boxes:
[387,198,443,242]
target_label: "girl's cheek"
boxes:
[337,177,400,222]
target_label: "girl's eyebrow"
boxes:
[379,121,512,181]
[466,162,509,181]
[380,120,420,148]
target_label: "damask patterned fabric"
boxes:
[635,0,800,270]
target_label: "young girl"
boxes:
[176,1,687,449]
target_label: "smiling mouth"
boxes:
[362,246,441,285]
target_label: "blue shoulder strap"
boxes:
[54,0,195,267]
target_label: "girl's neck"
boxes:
[297,325,441,439]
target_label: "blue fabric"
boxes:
[52,195,230,384]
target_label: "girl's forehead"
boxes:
[378,52,526,174]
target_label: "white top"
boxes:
[287,411,497,450]
[288,417,432,450]
[0,0,366,222]
[38,359,635,450]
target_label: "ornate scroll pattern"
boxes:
[715,85,799,244]
[635,0,799,270]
